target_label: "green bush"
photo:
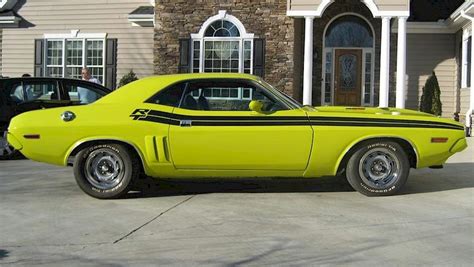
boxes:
[118,70,139,88]
[420,71,442,116]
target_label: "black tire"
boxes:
[73,143,140,199]
[0,131,22,160]
[346,140,410,196]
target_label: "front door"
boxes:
[168,79,313,171]
[334,49,362,106]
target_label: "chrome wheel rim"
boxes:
[85,149,125,190]
[358,147,400,189]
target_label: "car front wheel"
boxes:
[346,141,410,196]
[73,143,139,199]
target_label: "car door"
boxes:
[168,79,313,171]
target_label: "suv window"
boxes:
[63,81,106,104]
[179,80,287,112]
[10,81,59,103]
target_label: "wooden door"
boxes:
[334,49,362,106]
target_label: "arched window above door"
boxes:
[325,15,373,48]
[204,20,240,37]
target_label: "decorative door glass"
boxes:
[339,54,357,91]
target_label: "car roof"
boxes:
[0,77,111,92]
[97,73,261,104]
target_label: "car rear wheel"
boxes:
[346,141,410,196]
[73,143,139,199]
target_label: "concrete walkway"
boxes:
[0,139,473,266]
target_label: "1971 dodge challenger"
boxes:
[7,73,467,199]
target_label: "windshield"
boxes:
[258,79,303,109]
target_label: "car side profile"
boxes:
[0,77,111,159]
[7,73,467,198]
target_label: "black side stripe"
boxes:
[131,109,464,130]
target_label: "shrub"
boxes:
[420,71,442,116]
[118,70,139,88]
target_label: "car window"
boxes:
[179,80,287,112]
[63,81,106,104]
[147,82,186,107]
[9,81,59,103]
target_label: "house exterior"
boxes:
[0,0,155,89]
[0,0,473,134]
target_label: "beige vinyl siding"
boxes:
[288,0,322,11]
[405,34,457,118]
[1,0,153,86]
[374,0,410,11]
[460,89,470,115]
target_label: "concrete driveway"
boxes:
[0,140,473,266]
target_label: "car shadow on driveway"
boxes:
[129,175,354,198]
[127,162,473,198]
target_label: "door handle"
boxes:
[180,120,192,127]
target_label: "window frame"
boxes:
[146,78,294,111]
[44,36,106,85]
[462,26,472,88]
[190,11,255,74]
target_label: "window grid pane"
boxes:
[66,40,84,79]
[204,41,240,73]
[88,67,104,84]
[86,40,104,83]
[46,67,63,78]
[47,40,63,66]
[244,40,251,74]
[364,53,372,104]
[324,51,332,103]
[193,41,200,73]
[87,40,104,66]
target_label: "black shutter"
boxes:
[178,38,191,73]
[105,39,117,90]
[34,39,44,77]
[253,39,265,78]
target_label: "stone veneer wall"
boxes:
[309,0,397,106]
[154,0,296,95]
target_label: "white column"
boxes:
[469,24,474,129]
[303,16,315,106]
[379,16,391,108]
[395,17,407,109]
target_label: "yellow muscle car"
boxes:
[7,73,467,199]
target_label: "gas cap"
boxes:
[61,111,76,122]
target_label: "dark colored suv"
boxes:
[0,77,111,159]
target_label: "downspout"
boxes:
[461,11,474,136]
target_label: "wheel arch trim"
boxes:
[335,135,420,174]
[64,137,147,171]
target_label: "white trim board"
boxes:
[43,32,107,39]
[287,0,409,18]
